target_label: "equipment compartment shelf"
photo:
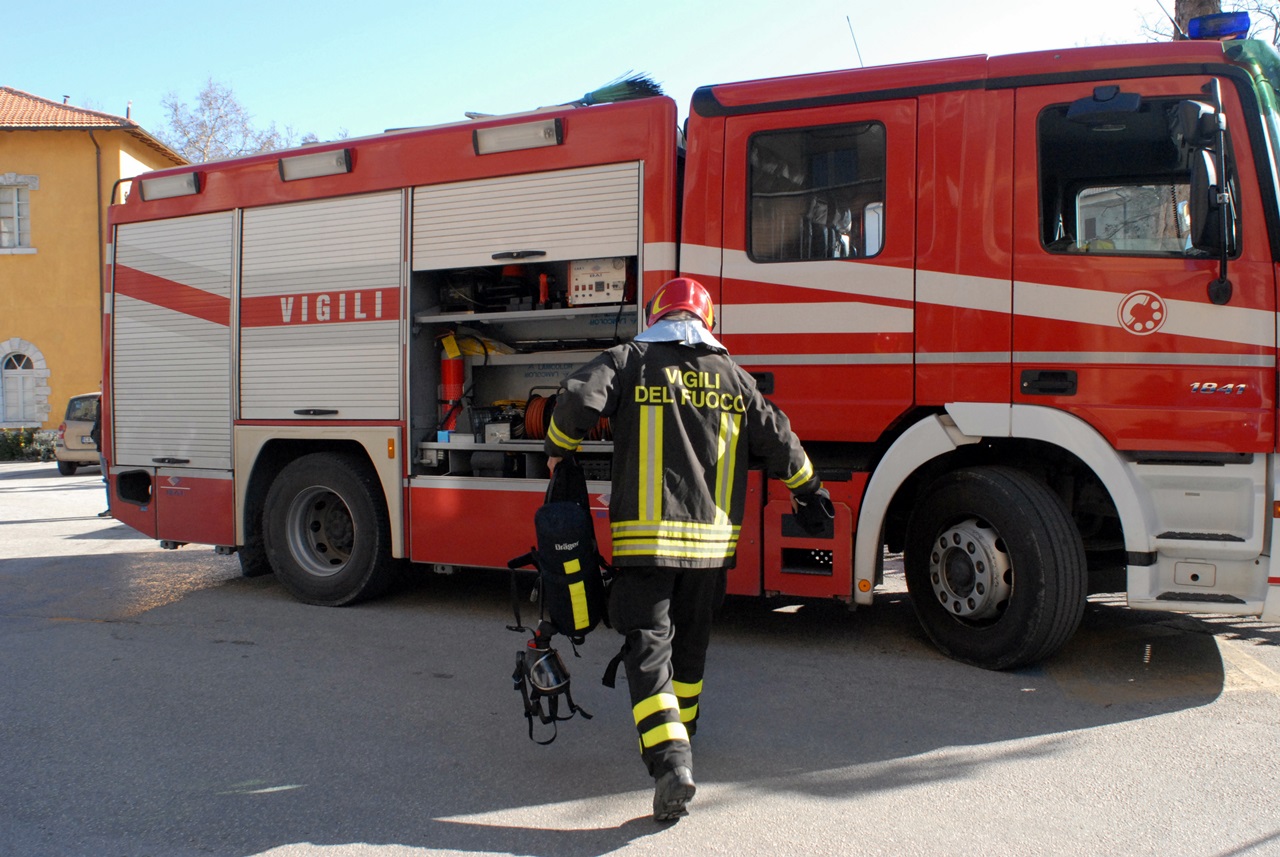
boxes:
[413,304,636,351]
[416,438,613,481]
[413,305,636,325]
[460,350,603,366]
[418,439,613,452]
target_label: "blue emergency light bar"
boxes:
[1188,12,1251,40]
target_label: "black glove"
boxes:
[792,487,834,536]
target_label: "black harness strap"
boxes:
[506,551,536,633]
[512,652,592,745]
[601,641,628,689]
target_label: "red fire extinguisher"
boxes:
[440,356,464,431]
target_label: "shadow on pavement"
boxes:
[0,554,1238,856]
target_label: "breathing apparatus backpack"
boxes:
[507,457,611,743]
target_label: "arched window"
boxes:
[2,353,36,422]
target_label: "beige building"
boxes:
[0,87,183,428]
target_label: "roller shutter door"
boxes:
[240,192,402,420]
[412,162,640,270]
[112,212,233,469]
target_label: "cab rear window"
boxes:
[748,121,886,262]
[65,395,98,421]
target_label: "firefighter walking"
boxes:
[545,277,832,822]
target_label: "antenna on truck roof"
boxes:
[1154,0,1189,39]
[846,16,865,68]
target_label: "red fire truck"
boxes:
[104,19,1280,668]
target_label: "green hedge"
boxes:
[0,429,56,462]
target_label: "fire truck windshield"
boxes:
[1229,40,1280,236]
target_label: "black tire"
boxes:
[57,460,78,476]
[238,472,272,577]
[262,452,393,606]
[237,538,272,578]
[904,466,1087,670]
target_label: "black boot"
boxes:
[653,766,696,822]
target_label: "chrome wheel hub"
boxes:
[928,517,1013,621]
[285,486,355,577]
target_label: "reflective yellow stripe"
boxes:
[612,543,737,559]
[638,405,663,521]
[784,455,815,490]
[568,580,589,630]
[610,534,736,547]
[613,545,736,559]
[713,412,740,526]
[633,693,679,724]
[673,679,701,722]
[672,679,703,698]
[612,541,738,559]
[641,721,689,748]
[563,558,581,575]
[611,519,740,560]
[613,520,739,537]
[546,417,582,452]
[611,521,739,544]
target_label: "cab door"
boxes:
[716,99,916,600]
[719,100,917,442]
[1012,75,1275,453]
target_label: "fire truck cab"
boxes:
[106,25,1280,668]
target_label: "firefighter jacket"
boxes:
[545,338,819,569]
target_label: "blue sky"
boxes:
[16,0,1156,143]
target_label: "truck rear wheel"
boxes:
[263,452,393,606]
[904,466,1086,670]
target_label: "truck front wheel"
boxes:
[263,452,393,606]
[904,466,1087,670]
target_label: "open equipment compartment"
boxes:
[407,162,646,483]
[399,96,681,570]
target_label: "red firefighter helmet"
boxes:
[645,277,715,329]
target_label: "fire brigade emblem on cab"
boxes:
[1117,290,1167,336]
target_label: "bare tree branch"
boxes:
[155,79,320,164]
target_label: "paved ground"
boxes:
[3,460,1280,856]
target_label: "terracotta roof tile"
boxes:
[0,86,136,128]
[0,86,185,164]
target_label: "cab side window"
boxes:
[1038,97,1232,256]
[748,122,886,262]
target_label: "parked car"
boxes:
[55,393,100,476]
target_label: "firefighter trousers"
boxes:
[608,564,726,778]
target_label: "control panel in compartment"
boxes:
[413,256,635,317]
[410,256,639,479]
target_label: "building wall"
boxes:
[0,128,179,428]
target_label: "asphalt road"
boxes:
[3,460,1280,857]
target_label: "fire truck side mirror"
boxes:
[1172,100,1218,150]
[1189,148,1224,254]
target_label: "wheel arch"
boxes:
[234,426,404,558]
[853,403,1152,604]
